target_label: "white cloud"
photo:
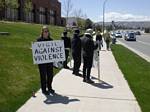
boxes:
[100,12,150,22]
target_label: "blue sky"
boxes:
[59,0,150,22]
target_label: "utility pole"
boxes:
[102,0,108,36]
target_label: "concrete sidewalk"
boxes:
[17,43,141,112]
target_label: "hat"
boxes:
[74,28,80,34]
[97,31,101,34]
[63,31,67,35]
[104,30,109,34]
[84,29,95,36]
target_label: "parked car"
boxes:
[135,31,141,35]
[124,32,136,41]
[110,31,115,37]
[115,32,122,38]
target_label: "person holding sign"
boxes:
[36,26,55,95]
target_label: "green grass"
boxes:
[111,44,150,112]
[0,21,64,112]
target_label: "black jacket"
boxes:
[96,34,102,41]
[71,34,81,56]
[37,36,53,42]
[61,36,71,49]
[81,35,98,58]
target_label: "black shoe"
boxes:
[42,91,49,95]
[75,73,82,77]
[86,79,94,83]
[72,72,75,75]
[49,89,55,94]
[83,78,86,82]
[64,66,70,69]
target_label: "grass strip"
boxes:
[111,44,150,112]
[0,22,63,112]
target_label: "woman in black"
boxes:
[96,31,103,49]
[37,26,55,95]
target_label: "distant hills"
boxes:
[65,17,150,29]
[96,21,150,28]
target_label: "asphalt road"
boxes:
[117,33,150,59]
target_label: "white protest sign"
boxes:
[32,40,65,64]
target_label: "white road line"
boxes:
[117,40,150,62]
[137,40,150,46]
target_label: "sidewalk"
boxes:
[17,42,141,112]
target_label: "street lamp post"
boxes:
[97,0,108,82]
[102,0,108,36]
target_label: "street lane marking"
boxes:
[137,40,150,46]
[117,40,150,62]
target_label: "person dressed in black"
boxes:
[71,28,82,76]
[37,26,55,95]
[96,31,103,50]
[61,31,71,69]
[81,29,98,83]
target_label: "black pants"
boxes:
[96,40,102,50]
[72,53,81,74]
[63,49,69,67]
[38,64,53,93]
[83,56,93,80]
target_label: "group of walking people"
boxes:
[36,26,111,95]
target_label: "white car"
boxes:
[115,32,122,38]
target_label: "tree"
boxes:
[0,0,5,10]
[0,0,5,19]
[84,18,93,29]
[73,9,87,29]
[5,0,19,9]
[94,24,102,32]
[24,0,32,22]
[4,0,19,20]
[0,0,18,12]
[74,9,83,27]
[63,0,73,27]
[145,28,150,33]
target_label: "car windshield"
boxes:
[129,33,134,37]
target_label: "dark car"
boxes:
[124,32,136,41]
[135,31,141,35]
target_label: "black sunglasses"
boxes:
[44,30,49,33]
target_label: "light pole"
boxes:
[97,0,108,82]
[102,0,108,36]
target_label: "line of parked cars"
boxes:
[110,30,141,41]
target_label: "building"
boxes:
[61,17,66,27]
[0,0,62,26]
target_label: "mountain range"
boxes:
[96,21,150,28]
